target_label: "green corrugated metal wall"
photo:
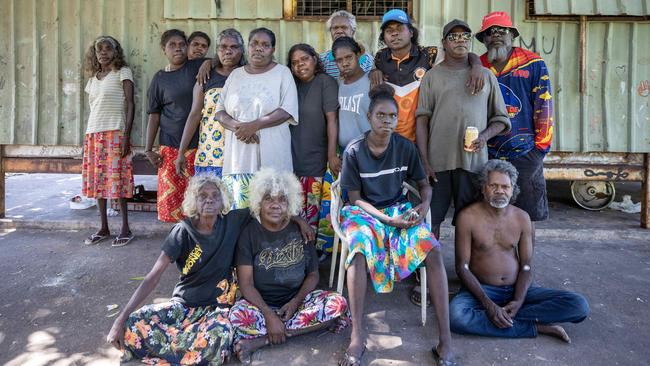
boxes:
[0,0,649,152]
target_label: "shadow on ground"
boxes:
[0,228,648,365]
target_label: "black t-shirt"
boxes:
[290,73,339,177]
[374,45,438,87]
[147,58,205,149]
[162,208,250,307]
[203,68,229,93]
[341,132,426,208]
[236,220,318,308]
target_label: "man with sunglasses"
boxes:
[371,9,485,142]
[415,19,510,246]
[476,11,554,240]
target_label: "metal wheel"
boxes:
[570,180,616,210]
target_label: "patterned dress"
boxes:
[194,72,227,177]
[342,202,439,293]
[122,302,232,365]
[229,289,349,342]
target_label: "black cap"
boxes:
[442,19,472,39]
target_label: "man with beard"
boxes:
[372,9,485,142]
[320,10,374,79]
[450,159,589,342]
[476,12,554,241]
[416,19,510,241]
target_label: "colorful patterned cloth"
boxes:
[341,202,439,293]
[82,130,134,199]
[194,166,223,178]
[229,289,350,342]
[316,169,335,252]
[481,47,554,160]
[158,146,196,223]
[122,301,232,365]
[298,176,323,232]
[195,87,225,170]
[222,173,253,209]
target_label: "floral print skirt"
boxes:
[82,130,133,199]
[122,301,232,365]
[229,289,350,343]
[341,202,439,293]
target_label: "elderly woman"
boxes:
[106,174,314,364]
[215,27,298,208]
[229,169,349,363]
[146,29,207,222]
[81,35,135,246]
[339,85,454,366]
[176,29,247,178]
[106,175,243,364]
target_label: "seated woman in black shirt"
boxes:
[230,168,350,363]
[338,84,455,366]
[106,175,313,365]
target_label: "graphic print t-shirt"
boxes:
[162,209,250,307]
[236,220,318,307]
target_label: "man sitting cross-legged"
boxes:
[450,159,589,342]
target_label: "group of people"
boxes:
[81,7,590,366]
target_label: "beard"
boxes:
[488,196,509,209]
[487,45,509,63]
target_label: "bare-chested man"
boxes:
[450,159,589,342]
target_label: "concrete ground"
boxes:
[0,174,649,365]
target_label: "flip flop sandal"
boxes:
[111,232,134,247]
[410,286,431,307]
[432,348,458,366]
[84,233,109,245]
[339,345,366,366]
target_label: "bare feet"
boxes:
[537,324,571,343]
[340,332,366,366]
[234,338,269,364]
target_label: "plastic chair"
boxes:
[328,178,429,326]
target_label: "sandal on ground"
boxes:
[84,233,109,245]
[339,345,366,366]
[111,232,134,247]
[432,348,458,366]
[410,285,431,307]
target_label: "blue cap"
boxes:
[381,9,410,28]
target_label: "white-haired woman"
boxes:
[106,174,313,365]
[230,168,349,362]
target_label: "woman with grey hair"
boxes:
[320,10,374,79]
[230,168,349,363]
[106,174,314,364]
[176,28,247,177]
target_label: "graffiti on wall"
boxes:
[518,36,556,55]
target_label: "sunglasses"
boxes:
[487,27,511,37]
[445,32,472,42]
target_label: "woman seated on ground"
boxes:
[106,174,314,365]
[338,85,455,366]
[229,168,350,363]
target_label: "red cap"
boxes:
[476,11,519,43]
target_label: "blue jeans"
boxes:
[449,284,589,338]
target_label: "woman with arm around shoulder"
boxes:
[82,35,135,247]
[175,28,246,178]
[145,29,208,223]
[338,84,455,366]
[106,175,248,364]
